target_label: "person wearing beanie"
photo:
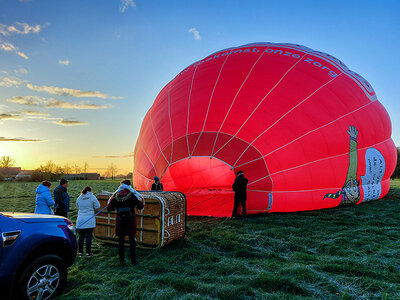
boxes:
[232,170,248,219]
[151,176,163,191]
[107,180,144,265]
[53,178,70,217]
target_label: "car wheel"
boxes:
[17,254,67,300]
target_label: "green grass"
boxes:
[1,179,400,299]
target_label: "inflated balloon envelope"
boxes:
[134,42,397,217]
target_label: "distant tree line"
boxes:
[0,155,125,182]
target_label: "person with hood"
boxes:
[232,170,249,219]
[34,180,55,214]
[151,176,163,191]
[107,180,144,265]
[76,186,100,257]
[53,178,70,217]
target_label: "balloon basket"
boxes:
[94,191,187,249]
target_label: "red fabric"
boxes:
[134,43,397,217]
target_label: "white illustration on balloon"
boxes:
[361,148,386,202]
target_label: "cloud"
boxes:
[0,75,25,87]
[14,67,28,74]
[26,83,122,99]
[0,136,43,142]
[0,22,42,36]
[7,95,112,110]
[52,119,88,126]
[45,100,111,109]
[0,113,22,123]
[189,28,201,40]
[93,152,134,158]
[58,59,70,66]
[120,0,136,12]
[6,96,41,105]
[0,39,28,59]
[18,0,32,3]
[20,110,50,116]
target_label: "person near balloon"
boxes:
[107,180,144,265]
[53,178,70,217]
[34,180,55,214]
[232,170,248,219]
[151,176,163,191]
[76,186,100,258]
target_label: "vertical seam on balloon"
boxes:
[139,143,157,175]
[232,73,343,167]
[212,52,308,157]
[262,101,374,159]
[245,136,391,186]
[134,170,153,181]
[191,54,231,157]
[186,66,198,157]
[150,108,170,165]
[167,82,174,164]
[210,48,267,156]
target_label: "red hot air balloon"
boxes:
[134,43,397,217]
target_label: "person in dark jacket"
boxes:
[151,176,163,191]
[232,170,248,219]
[107,182,144,265]
[53,178,70,217]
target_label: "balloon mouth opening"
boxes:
[162,156,236,217]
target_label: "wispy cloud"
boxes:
[0,136,43,142]
[0,39,28,59]
[120,0,136,12]
[14,67,28,74]
[0,75,26,87]
[0,113,22,123]
[1,22,42,36]
[26,83,122,99]
[46,100,111,110]
[189,28,201,40]
[0,109,88,127]
[19,110,50,116]
[7,95,112,109]
[52,119,88,126]
[93,152,134,158]
[58,59,70,66]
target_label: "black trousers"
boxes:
[118,234,136,263]
[78,228,93,254]
[55,211,68,217]
[232,198,247,217]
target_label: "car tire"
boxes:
[17,254,67,300]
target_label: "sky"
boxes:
[0,0,399,175]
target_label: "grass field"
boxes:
[1,180,400,299]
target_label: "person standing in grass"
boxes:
[151,176,163,191]
[34,180,55,214]
[53,178,70,217]
[232,170,248,219]
[107,180,144,265]
[76,186,100,258]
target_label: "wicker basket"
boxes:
[94,191,186,248]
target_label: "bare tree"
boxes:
[83,162,89,173]
[63,163,71,175]
[73,164,81,174]
[0,156,16,168]
[106,163,118,180]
